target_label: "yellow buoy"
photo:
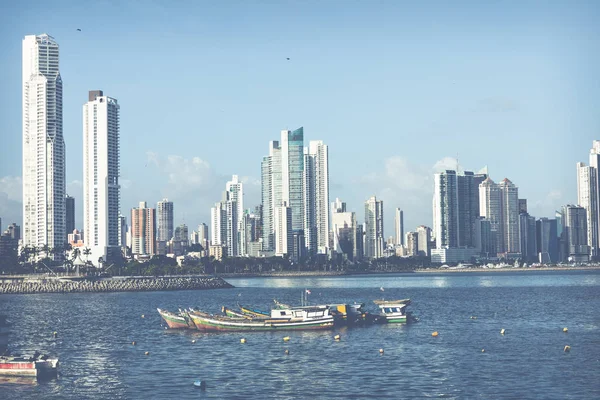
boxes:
[379,348,384,354]
[500,328,506,335]
[563,327,568,333]
[240,338,246,344]
[564,345,571,352]
[334,335,341,341]
[283,336,290,342]
[141,315,145,318]
[144,351,150,355]
[481,349,485,353]
[132,341,136,345]
[284,349,289,355]
[192,339,196,344]
[53,331,58,338]
[432,331,439,337]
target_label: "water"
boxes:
[1,270,599,399]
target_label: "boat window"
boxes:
[280,311,286,316]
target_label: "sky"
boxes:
[0,0,599,237]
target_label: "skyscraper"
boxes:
[518,213,537,263]
[433,170,459,249]
[479,177,501,255]
[22,34,65,257]
[562,205,589,262]
[281,128,304,233]
[416,225,432,257]
[226,175,244,256]
[364,196,384,259]
[576,162,598,257]
[303,140,329,255]
[394,208,404,246]
[498,178,520,255]
[331,198,359,260]
[198,223,209,250]
[261,141,280,251]
[157,199,174,241]
[131,202,156,256]
[536,218,558,263]
[274,202,292,257]
[83,90,120,264]
[66,195,75,240]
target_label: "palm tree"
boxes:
[83,247,91,264]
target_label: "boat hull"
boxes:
[0,359,58,377]
[189,312,334,332]
[157,308,192,329]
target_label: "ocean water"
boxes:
[1,270,599,399]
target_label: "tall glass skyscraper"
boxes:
[22,34,65,256]
[281,128,305,233]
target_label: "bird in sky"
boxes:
[380,287,385,292]
[77,28,82,31]
[286,57,290,60]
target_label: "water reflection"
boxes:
[228,270,600,289]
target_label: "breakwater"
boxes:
[0,276,233,295]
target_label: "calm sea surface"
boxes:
[1,270,599,399]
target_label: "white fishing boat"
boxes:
[373,299,411,323]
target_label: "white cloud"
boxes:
[432,157,459,173]
[530,189,564,217]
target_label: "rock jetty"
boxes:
[0,276,233,295]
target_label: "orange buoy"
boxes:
[432,331,439,337]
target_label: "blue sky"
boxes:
[1,0,599,236]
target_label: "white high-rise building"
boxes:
[274,202,292,256]
[498,178,520,254]
[479,177,501,255]
[303,140,329,255]
[364,196,384,259]
[22,34,66,256]
[261,141,281,251]
[226,175,244,256]
[83,90,120,265]
[577,162,598,257]
[210,202,226,247]
[394,208,404,246]
[586,141,600,254]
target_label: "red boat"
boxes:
[0,354,59,377]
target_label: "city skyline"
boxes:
[1,2,599,236]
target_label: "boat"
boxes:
[0,353,59,377]
[188,306,334,332]
[221,306,252,319]
[238,305,270,317]
[157,308,194,329]
[326,303,379,324]
[373,299,411,323]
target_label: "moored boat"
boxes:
[238,305,270,317]
[373,299,411,323]
[221,306,252,319]
[189,306,334,332]
[0,354,59,377]
[157,308,194,329]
